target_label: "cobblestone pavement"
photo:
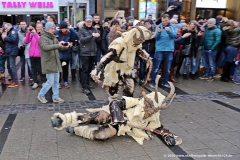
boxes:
[0,58,240,160]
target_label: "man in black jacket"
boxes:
[78,15,101,95]
[166,0,183,22]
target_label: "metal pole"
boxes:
[130,0,134,17]
[73,0,77,27]
[102,0,105,23]
[145,0,148,18]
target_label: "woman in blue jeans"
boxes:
[221,20,240,82]
[182,21,202,80]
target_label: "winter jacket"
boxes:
[155,23,177,52]
[78,25,101,56]
[0,33,5,54]
[39,30,64,74]
[24,32,41,57]
[55,30,74,60]
[101,27,110,51]
[18,29,26,48]
[142,27,156,54]
[3,27,19,56]
[223,26,240,47]
[183,30,199,57]
[203,26,222,51]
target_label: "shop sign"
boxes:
[0,0,59,12]
[196,0,227,8]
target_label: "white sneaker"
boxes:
[53,97,65,103]
[234,82,240,85]
[37,95,48,103]
[32,83,38,90]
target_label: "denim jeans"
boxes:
[139,53,154,81]
[150,51,173,85]
[183,56,197,74]
[26,58,33,78]
[20,56,32,78]
[38,72,60,99]
[71,51,79,69]
[7,56,18,83]
[225,46,238,62]
[202,50,217,77]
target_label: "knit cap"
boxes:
[170,18,178,24]
[45,22,55,31]
[207,18,216,25]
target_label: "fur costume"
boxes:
[91,26,154,98]
[51,79,182,146]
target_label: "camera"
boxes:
[2,28,6,32]
[61,42,68,46]
[162,26,165,29]
[172,6,178,9]
[29,28,33,32]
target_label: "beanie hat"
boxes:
[133,20,140,26]
[180,20,185,23]
[110,19,120,27]
[175,23,182,29]
[85,15,93,21]
[144,19,153,24]
[207,18,216,25]
[181,23,188,27]
[126,16,134,23]
[170,18,178,24]
[45,22,55,31]
[59,21,68,29]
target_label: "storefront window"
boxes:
[60,6,68,22]
[139,0,157,19]
[69,3,86,26]
[104,0,129,20]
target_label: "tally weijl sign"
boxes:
[0,0,59,13]
[1,1,54,8]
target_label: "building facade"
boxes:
[0,0,95,26]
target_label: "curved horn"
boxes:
[154,75,161,103]
[160,93,176,110]
[162,82,175,104]
[150,27,158,39]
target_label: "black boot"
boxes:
[71,69,76,83]
[51,117,63,128]
[66,126,75,134]
[221,62,231,82]
[183,74,188,80]
[190,73,196,80]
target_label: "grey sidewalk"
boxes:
[0,61,240,159]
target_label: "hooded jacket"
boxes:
[155,23,177,52]
[3,27,19,56]
[39,30,64,74]
[203,26,222,51]
[223,26,240,47]
[78,25,101,56]
[24,32,41,57]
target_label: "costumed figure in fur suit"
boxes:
[51,76,182,146]
[90,26,154,99]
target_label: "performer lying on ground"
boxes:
[51,75,182,146]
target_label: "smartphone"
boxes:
[62,42,68,46]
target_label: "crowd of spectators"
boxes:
[0,1,240,103]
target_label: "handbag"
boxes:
[18,46,25,56]
[181,36,192,56]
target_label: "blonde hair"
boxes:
[188,20,198,33]
[222,17,228,23]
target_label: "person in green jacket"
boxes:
[37,22,70,104]
[200,18,222,82]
